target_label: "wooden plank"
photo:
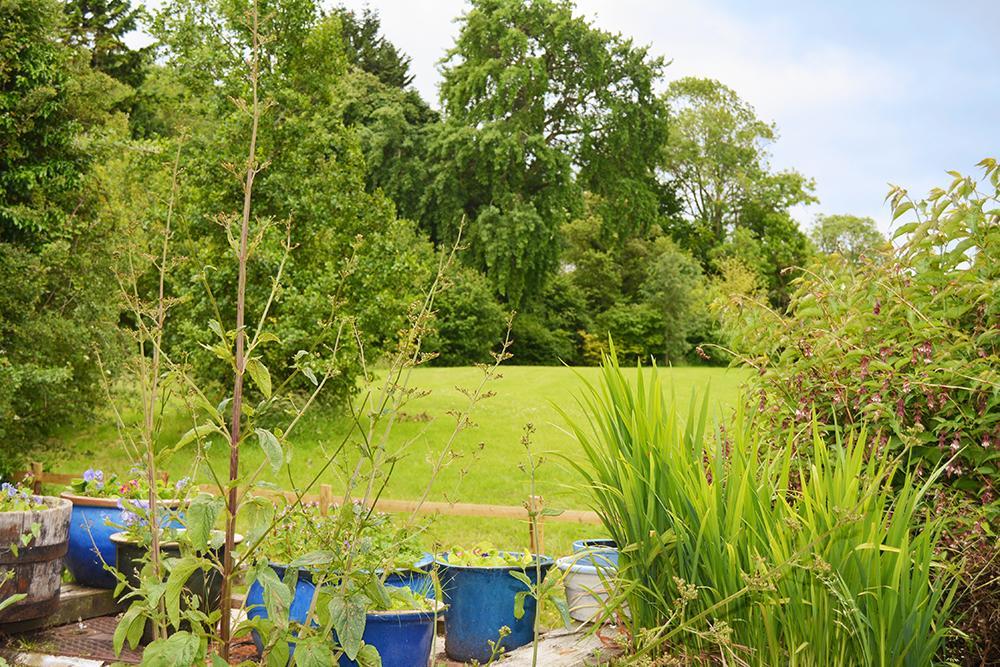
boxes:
[501,628,610,666]
[0,585,124,635]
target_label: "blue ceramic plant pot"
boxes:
[62,493,183,589]
[245,553,436,665]
[438,552,554,663]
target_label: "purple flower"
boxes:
[175,477,190,492]
[2,483,17,498]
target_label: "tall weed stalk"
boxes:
[562,348,956,666]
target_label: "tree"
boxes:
[0,0,130,474]
[810,213,885,263]
[427,0,669,304]
[63,0,149,89]
[660,77,815,306]
[151,0,434,398]
[333,5,413,88]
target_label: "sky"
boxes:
[331,0,999,233]
[134,0,999,234]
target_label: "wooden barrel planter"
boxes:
[0,497,72,624]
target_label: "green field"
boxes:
[42,365,749,554]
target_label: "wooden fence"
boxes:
[15,463,601,553]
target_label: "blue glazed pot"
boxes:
[438,552,554,663]
[571,538,619,567]
[62,493,183,589]
[246,553,437,665]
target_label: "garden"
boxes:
[1,0,998,665]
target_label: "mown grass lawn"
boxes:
[43,365,750,554]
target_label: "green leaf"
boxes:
[513,590,529,620]
[255,428,283,472]
[329,591,367,660]
[246,356,272,399]
[288,550,337,568]
[185,493,224,552]
[239,495,275,547]
[174,421,222,450]
[113,603,146,654]
[0,593,25,614]
[356,644,383,667]
[165,556,207,629]
[140,631,203,666]
[292,638,335,667]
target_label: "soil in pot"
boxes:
[0,497,72,625]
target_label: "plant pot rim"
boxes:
[367,599,446,619]
[555,554,617,576]
[109,529,244,548]
[0,496,71,514]
[60,491,184,508]
[267,552,434,579]
[434,551,554,571]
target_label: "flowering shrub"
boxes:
[0,482,42,512]
[69,469,189,500]
[721,159,1000,507]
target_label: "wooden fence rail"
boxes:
[13,463,602,553]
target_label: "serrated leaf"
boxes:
[329,592,367,660]
[255,428,282,472]
[246,357,272,399]
[186,493,223,551]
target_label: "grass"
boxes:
[40,365,749,555]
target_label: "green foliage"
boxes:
[150,0,434,398]
[427,0,669,304]
[333,5,414,89]
[661,77,814,307]
[259,501,424,573]
[425,266,507,366]
[809,213,886,263]
[563,351,956,665]
[63,0,150,89]
[726,160,1000,505]
[0,0,131,474]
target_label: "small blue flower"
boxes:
[175,477,190,492]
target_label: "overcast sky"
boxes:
[332,0,999,233]
[137,0,999,233]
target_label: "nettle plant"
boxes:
[720,159,1000,510]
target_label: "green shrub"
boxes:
[562,349,956,665]
[721,160,1000,505]
[425,266,507,366]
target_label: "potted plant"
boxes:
[110,495,242,648]
[0,482,72,624]
[61,469,189,588]
[244,501,439,666]
[436,544,554,663]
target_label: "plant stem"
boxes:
[219,4,262,657]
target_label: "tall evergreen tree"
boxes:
[63,0,149,88]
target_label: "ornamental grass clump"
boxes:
[563,349,957,666]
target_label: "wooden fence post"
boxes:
[528,494,545,555]
[30,462,43,495]
[319,484,332,516]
